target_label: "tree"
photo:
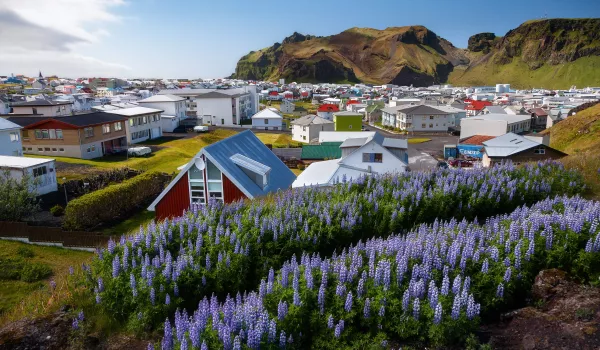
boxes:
[0,170,40,221]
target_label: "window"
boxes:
[303,135,306,140]
[264,118,269,124]
[430,116,434,120]
[44,147,50,151]
[59,148,64,152]
[114,122,122,131]
[22,130,29,139]
[362,153,383,163]
[142,116,147,124]
[189,165,205,204]
[303,126,306,132]
[102,124,111,134]
[86,147,91,153]
[56,129,63,139]
[429,124,433,128]
[52,148,57,152]
[348,125,352,129]
[91,145,96,152]
[534,147,546,155]
[49,129,56,139]
[32,107,37,114]
[206,160,223,201]
[129,119,134,127]
[56,107,61,114]
[84,127,94,138]
[421,123,426,128]
[41,129,50,139]
[28,147,32,151]
[9,132,19,142]
[32,166,47,177]
[38,148,43,152]
[221,119,225,125]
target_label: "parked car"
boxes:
[193,125,209,133]
[437,161,449,169]
[448,159,473,168]
[128,147,152,157]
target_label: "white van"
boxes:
[128,147,152,157]
[193,125,209,133]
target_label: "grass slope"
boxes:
[542,104,600,198]
[0,241,92,322]
[448,56,600,89]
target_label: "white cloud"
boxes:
[0,0,129,77]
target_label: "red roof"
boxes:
[460,135,496,145]
[346,100,359,105]
[301,91,309,96]
[464,100,492,111]
[269,91,279,96]
[318,104,340,112]
[529,108,548,117]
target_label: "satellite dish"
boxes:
[194,157,205,171]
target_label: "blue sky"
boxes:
[2,0,599,78]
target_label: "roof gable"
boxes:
[0,118,22,131]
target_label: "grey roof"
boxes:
[469,113,531,123]
[338,132,407,149]
[340,137,368,148]
[333,111,363,117]
[482,133,540,157]
[382,138,408,149]
[158,88,250,99]
[290,115,333,126]
[0,118,22,131]
[138,94,185,103]
[381,105,415,114]
[12,100,72,107]
[397,105,455,115]
[8,112,127,128]
[483,106,507,114]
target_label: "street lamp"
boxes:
[62,177,68,204]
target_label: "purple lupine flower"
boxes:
[481,258,489,274]
[49,280,56,290]
[451,294,461,320]
[402,289,410,312]
[278,300,288,320]
[162,319,173,350]
[150,287,156,305]
[334,323,342,338]
[78,310,84,322]
[112,256,120,278]
[279,330,286,349]
[327,314,334,329]
[233,336,241,350]
[147,343,154,350]
[379,304,385,318]
[97,277,104,293]
[344,291,353,312]
[452,275,462,295]
[412,298,420,320]
[95,293,101,304]
[165,294,170,305]
[434,302,443,324]
[441,274,449,296]
[503,266,512,282]
[72,318,79,330]
[293,290,301,306]
[69,266,74,275]
[201,341,208,350]
[496,283,504,298]
[364,298,371,319]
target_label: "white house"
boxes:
[0,95,11,114]
[251,108,283,130]
[280,100,296,114]
[11,100,74,117]
[460,114,532,141]
[0,118,23,156]
[0,156,57,195]
[106,106,164,144]
[96,87,117,97]
[137,94,187,132]
[291,115,334,143]
[383,105,457,131]
[293,132,408,188]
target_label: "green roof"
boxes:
[301,143,342,160]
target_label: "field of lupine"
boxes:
[79,161,590,348]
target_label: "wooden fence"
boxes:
[0,221,112,249]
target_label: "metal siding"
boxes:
[223,173,246,203]
[156,172,190,221]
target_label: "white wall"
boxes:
[0,129,22,156]
[400,113,452,131]
[2,161,58,195]
[126,114,163,144]
[196,98,234,126]
[292,123,335,143]
[341,141,407,174]
[25,144,82,159]
[12,104,73,117]
[317,111,334,121]
[252,118,283,130]
[460,119,508,140]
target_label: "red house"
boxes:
[148,130,296,220]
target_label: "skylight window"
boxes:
[230,154,271,190]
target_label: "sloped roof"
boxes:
[460,135,497,145]
[290,115,333,126]
[106,106,163,116]
[8,112,127,128]
[529,107,549,117]
[301,143,342,160]
[251,108,282,119]
[397,105,454,115]
[12,100,72,107]
[482,133,540,157]
[483,106,507,114]
[138,94,185,103]
[0,118,22,131]
[333,111,363,117]
[317,104,339,112]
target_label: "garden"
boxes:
[52,160,600,348]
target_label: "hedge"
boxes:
[63,171,169,231]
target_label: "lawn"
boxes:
[101,209,155,236]
[407,138,431,144]
[0,240,92,324]
[254,132,302,148]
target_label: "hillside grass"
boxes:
[0,241,92,324]
[448,55,600,89]
[26,130,298,179]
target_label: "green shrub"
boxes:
[63,172,169,231]
[20,262,52,282]
[16,246,35,258]
[0,258,24,280]
[297,163,306,170]
[50,204,65,217]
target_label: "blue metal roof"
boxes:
[202,130,296,198]
[230,153,271,176]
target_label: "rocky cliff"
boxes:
[232,19,600,88]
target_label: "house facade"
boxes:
[11,100,73,117]
[251,108,283,130]
[280,100,295,114]
[0,156,57,195]
[482,133,566,167]
[10,112,128,159]
[385,105,456,132]
[316,104,340,120]
[333,111,362,131]
[0,118,23,156]
[148,130,296,220]
[460,114,531,141]
[291,115,335,143]
[106,107,164,144]
[137,94,187,132]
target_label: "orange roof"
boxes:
[460,135,496,145]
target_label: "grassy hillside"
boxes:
[542,103,600,197]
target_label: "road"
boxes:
[365,124,460,171]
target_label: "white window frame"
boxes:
[188,164,206,205]
[9,132,19,142]
[206,159,223,202]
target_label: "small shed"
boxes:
[0,156,58,195]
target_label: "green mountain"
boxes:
[232,19,600,88]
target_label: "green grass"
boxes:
[0,240,92,322]
[448,56,600,89]
[408,138,431,144]
[101,210,155,236]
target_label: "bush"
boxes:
[0,170,40,221]
[63,172,169,231]
[20,261,52,282]
[62,168,141,198]
[16,246,35,258]
[50,204,65,217]
[297,163,306,171]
